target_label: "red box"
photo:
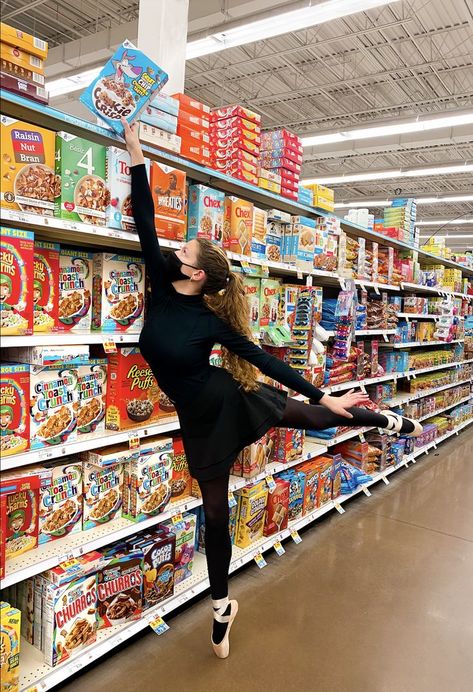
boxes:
[180,139,211,165]
[278,175,298,192]
[0,72,48,104]
[1,473,41,572]
[275,167,300,185]
[0,363,30,457]
[281,186,299,200]
[211,105,261,125]
[210,134,259,156]
[211,115,260,133]
[172,92,210,117]
[211,147,258,165]
[171,436,192,501]
[261,128,302,148]
[263,478,290,536]
[259,156,301,174]
[34,241,60,333]
[150,161,187,241]
[210,124,261,145]
[231,168,258,186]
[1,227,34,335]
[178,109,210,130]
[176,123,210,144]
[214,159,258,176]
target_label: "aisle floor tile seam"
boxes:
[358,511,473,546]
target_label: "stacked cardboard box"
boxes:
[383,198,417,244]
[210,105,261,185]
[173,93,211,166]
[303,183,335,212]
[259,129,303,201]
[0,22,49,104]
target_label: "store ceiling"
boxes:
[3,0,472,248]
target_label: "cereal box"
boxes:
[0,227,34,335]
[140,105,178,133]
[260,278,281,330]
[242,276,261,336]
[92,253,145,333]
[150,161,187,241]
[1,22,48,59]
[29,364,78,450]
[171,436,192,502]
[279,470,305,523]
[55,132,109,225]
[0,363,29,457]
[105,147,136,232]
[238,431,274,479]
[297,458,320,515]
[80,39,168,136]
[139,122,181,153]
[34,241,59,333]
[274,428,305,463]
[263,478,289,536]
[173,93,210,117]
[251,207,267,259]
[0,42,44,72]
[105,347,160,431]
[316,456,334,507]
[211,105,261,125]
[163,512,196,584]
[151,91,179,116]
[76,359,107,438]
[0,71,48,104]
[82,461,124,530]
[234,480,268,548]
[0,602,21,692]
[265,220,283,263]
[128,529,175,608]
[126,435,173,522]
[0,116,58,214]
[6,345,89,367]
[42,573,97,667]
[0,474,40,563]
[331,453,343,500]
[37,460,83,544]
[223,196,253,255]
[187,184,225,245]
[58,248,93,332]
[96,548,143,628]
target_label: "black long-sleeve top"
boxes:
[131,163,325,406]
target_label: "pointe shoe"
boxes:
[383,411,423,437]
[211,600,239,659]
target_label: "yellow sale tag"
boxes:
[127,431,140,450]
[102,338,117,354]
[149,616,169,635]
[273,541,285,556]
[172,512,184,525]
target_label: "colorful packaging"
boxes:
[237,430,274,479]
[297,460,320,515]
[76,359,107,438]
[0,22,48,59]
[150,161,187,241]
[128,529,175,608]
[280,470,306,522]
[151,91,179,116]
[316,456,333,506]
[0,227,34,335]
[265,219,283,263]
[58,248,93,332]
[138,123,181,153]
[260,278,281,330]
[126,435,173,522]
[0,116,57,215]
[1,473,40,563]
[242,276,261,336]
[6,345,89,367]
[55,132,109,225]
[82,461,124,530]
[33,241,59,333]
[92,253,145,332]
[171,436,192,502]
[187,184,225,245]
[251,207,267,259]
[105,147,136,232]
[0,42,44,72]
[163,512,196,584]
[211,147,258,164]
[140,105,178,133]
[179,139,211,165]
[0,363,30,457]
[80,40,168,135]
[211,105,261,125]
[223,196,253,255]
[173,93,210,117]
[37,460,83,544]
[263,478,290,536]
[331,453,343,499]
[0,602,21,692]
[97,548,143,628]
[0,71,48,104]
[234,480,268,548]
[275,428,305,463]
[105,347,160,431]
[29,364,78,450]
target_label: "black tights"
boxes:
[199,398,393,600]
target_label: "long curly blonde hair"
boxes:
[196,238,259,392]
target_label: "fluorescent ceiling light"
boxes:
[335,194,473,209]
[186,0,397,60]
[417,219,473,226]
[302,111,473,147]
[303,163,473,185]
[48,67,101,98]
[416,195,473,204]
[335,200,391,208]
[420,235,472,239]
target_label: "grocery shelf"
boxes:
[386,378,473,407]
[17,416,473,692]
[306,426,374,446]
[401,282,472,299]
[2,332,141,348]
[1,89,472,279]
[324,329,396,338]
[405,418,473,461]
[389,339,464,348]
[418,396,472,422]
[396,313,466,320]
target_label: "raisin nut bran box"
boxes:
[92,253,145,333]
[97,547,143,628]
[33,240,59,333]
[150,161,187,241]
[0,227,34,335]
[0,363,30,457]
[30,364,78,450]
[58,248,93,332]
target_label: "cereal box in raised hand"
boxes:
[0,116,59,215]
[29,364,78,450]
[106,147,136,232]
[58,248,93,332]
[82,461,124,530]
[92,253,145,333]
[76,359,107,439]
[33,241,59,333]
[80,39,168,136]
[0,227,34,336]
[0,363,30,458]
[126,435,173,522]
[37,460,83,544]
[55,132,110,226]
[187,184,225,245]
[150,161,187,241]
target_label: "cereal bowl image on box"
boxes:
[58,248,93,331]
[92,253,145,332]
[30,365,78,449]
[80,40,168,136]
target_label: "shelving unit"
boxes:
[418,396,472,422]
[390,339,464,348]
[386,378,473,407]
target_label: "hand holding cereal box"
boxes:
[92,253,145,332]
[0,227,34,335]
[80,40,168,136]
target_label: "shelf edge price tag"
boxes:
[172,512,184,526]
[265,475,276,493]
[382,474,390,485]
[254,552,267,569]
[297,270,303,280]
[306,274,313,287]
[374,285,380,295]
[228,491,237,508]
[334,502,346,514]
[127,431,140,450]
[361,485,371,497]
[102,337,117,354]
[358,432,366,443]
[291,529,302,544]
[273,540,285,556]
[149,616,170,635]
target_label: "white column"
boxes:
[137,0,189,95]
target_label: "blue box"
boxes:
[140,105,178,134]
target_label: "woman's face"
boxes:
[175,240,203,279]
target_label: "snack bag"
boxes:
[80,40,168,136]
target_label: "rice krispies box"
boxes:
[105,147,136,232]
[223,196,253,255]
[33,241,59,333]
[96,548,143,628]
[92,253,145,333]
[0,227,34,336]
[55,132,110,226]
[80,40,168,136]
[0,363,30,457]
[82,461,124,530]
[58,248,93,332]
[76,359,107,438]
[105,347,161,432]
[30,364,79,450]
[150,161,187,241]
[0,116,59,215]
[36,460,83,544]
[125,435,173,522]
[187,184,225,245]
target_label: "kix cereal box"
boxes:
[82,461,124,530]
[106,147,136,232]
[92,253,145,333]
[150,161,187,241]
[105,347,160,431]
[1,474,41,564]
[76,359,107,439]
[1,116,58,215]
[29,364,79,450]
[126,435,173,522]
[260,278,281,330]
[187,184,225,245]
[234,480,268,548]
[171,436,192,502]
[33,241,59,333]
[223,196,253,255]
[36,460,83,544]
[55,132,110,225]
[58,248,93,332]
[0,602,21,692]
[242,276,261,336]
[0,363,30,457]
[1,227,34,335]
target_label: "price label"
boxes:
[254,552,267,569]
[382,474,390,485]
[306,274,313,287]
[361,485,371,496]
[334,502,346,514]
[172,512,184,525]
[273,541,285,556]
[228,492,237,508]
[127,431,140,450]
[261,263,269,276]
[102,338,117,354]
[265,475,277,493]
[291,530,302,544]
[338,278,347,291]
[149,616,170,635]
[358,433,366,443]
[411,458,417,464]
[359,283,366,292]
[374,286,380,295]
[360,383,367,394]
[403,459,409,468]
[297,270,303,280]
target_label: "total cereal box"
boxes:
[105,147,136,232]
[186,184,225,245]
[33,241,59,333]
[242,276,261,336]
[223,196,253,256]
[30,364,79,450]
[0,227,34,335]
[125,435,173,522]
[82,461,124,530]
[58,248,93,332]
[150,161,187,241]
[0,116,59,215]
[0,363,30,457]
[37,460,83,544]
[76,359,107,439]
[92,253,145,333]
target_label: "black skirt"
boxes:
[175,366,288,481]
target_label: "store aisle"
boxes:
[60,427,473,692]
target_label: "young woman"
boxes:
[122,118,422,659]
